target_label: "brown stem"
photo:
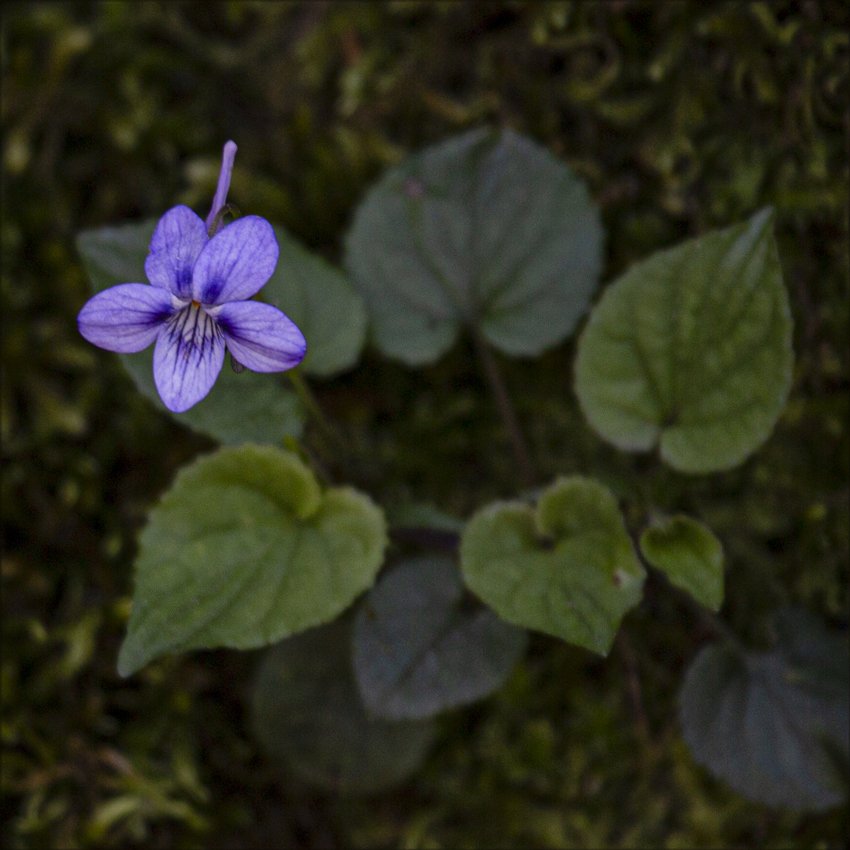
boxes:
[616,631,651,747]
[471,329,535,489]
[287,369,347,453]
[389,526,460,553]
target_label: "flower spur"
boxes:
[77,141,306,412]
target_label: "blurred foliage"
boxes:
[2,0,847,846]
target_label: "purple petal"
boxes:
[191,216,278,305]
[214,301,306,372]
[205,140,238,231]
[78,283,174,353]
[153,305,225,412]
[145,205,209,298]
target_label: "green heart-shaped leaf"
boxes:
[460,477,645,655]
[118,445,387,676]
[353,556,527,720]
[575,208,793,473]
[640,515,724,611]
[344,128,603,365]
[252,620,436,795]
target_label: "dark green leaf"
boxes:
[773,607,850,696]
[386,501,464,534]
[680,631,849,811]
[345,128,603,364]
[353,556,527,719]
[252,619,436,795]
[262,226,367,377]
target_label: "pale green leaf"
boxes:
[640,515,724,611]
[252,619,436,795]
[344,128,603,364]
[575,208,793,472]
[460,477,645,655]
[353,556,527,720]
[117,445,387,676]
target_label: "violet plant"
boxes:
[77,142,306,412]
[77,132,848,807]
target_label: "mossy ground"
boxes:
[2,2,847,847]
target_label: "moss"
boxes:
[2,1,846,846]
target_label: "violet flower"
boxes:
[77,141,306,412]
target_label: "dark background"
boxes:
[2,1,847,847]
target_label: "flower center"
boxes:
[191,300,201,308]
